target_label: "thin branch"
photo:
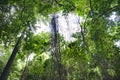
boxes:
[54,0,64,6]
[83,11,90,33]
[78,11,92,54]
[54,0,76,10]
[20,0,26,25]
[89,0,93,17]
[97,4,120,18]
[80,25,89,53]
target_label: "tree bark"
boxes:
[51,14,62,80]
[0,30,24,80]
[20,64,29,80]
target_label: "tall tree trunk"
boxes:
[20,63,29,80]
[66,66,70,80]
[0,30,24,80]
[51,14,62,80]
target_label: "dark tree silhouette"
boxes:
[0,29,25,80]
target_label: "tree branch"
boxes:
[54,0,64,6]
[89,0,94,17]
[78,17,91,54]
[98,4,120,18]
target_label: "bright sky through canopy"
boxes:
[34,12,82,42]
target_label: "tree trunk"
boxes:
[20,64,29,80]
[0,30,24,80]
[51,14,62,80]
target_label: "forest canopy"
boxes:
[0,0,120,80]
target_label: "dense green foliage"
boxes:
[0,0,120,80]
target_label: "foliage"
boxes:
[0,0,120,80]
[23,32,50,53]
